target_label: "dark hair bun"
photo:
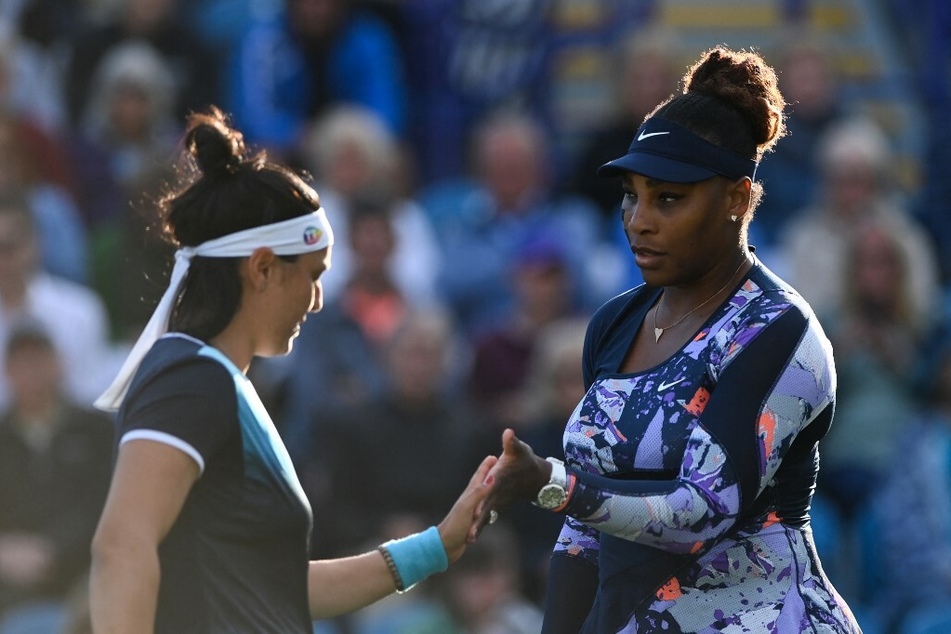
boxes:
[185,107,245,178]
[684,47,785,152]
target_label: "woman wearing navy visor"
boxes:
[476,47,861,633]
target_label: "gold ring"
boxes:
[489,510,499,525]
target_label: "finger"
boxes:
[470,455,497,488]
[469,505,488,541]
[501,428,530,457]
[501,427,518,451]
[470,507,494,542]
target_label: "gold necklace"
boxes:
[652,257,750,343]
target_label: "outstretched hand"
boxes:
[437,455,498,563]
[473,428,551,538]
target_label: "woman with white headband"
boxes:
[473,48,861,633]
[89,108,496,633]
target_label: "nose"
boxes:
[308,280,323,313]
[621,197,641,233]
[623,198,658,237]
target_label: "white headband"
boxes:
[95,209,334,411]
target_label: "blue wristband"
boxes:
[381,526,448,592]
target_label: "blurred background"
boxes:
[0,0,948,632]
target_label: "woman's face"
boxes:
[851,227,903,309]
[619,172,741,287]
[261,246,331,356]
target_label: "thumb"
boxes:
[501,428,520,454]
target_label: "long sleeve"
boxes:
[562,291,834,556]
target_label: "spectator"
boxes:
[468,239,580,430]
[0,23,67,134]
[0,191,112,409]
[442,523,543,634]
[275,188,412,451]
[0,324,113,628]
[0,110,88,283]
[227,0,407,156]
[754,33,847,249]
[776,116,940,334]
[78,40,180,208]
[423,111,623,336]
[299,306,492,560]
[183,0,281,69]
[505,317,589,605]
[72,40,181,340]
[874,342,951,631]
[300,106,440,306]
[395,0,554,184]
[64,0,218,126]
[819,223,925,520]
[913,111,951,292]
[0,33,72,191]
[569,27,682,221]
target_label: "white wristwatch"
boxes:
[533,457,568,510]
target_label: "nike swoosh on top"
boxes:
[657,377,685,390]
[637,130,670,141]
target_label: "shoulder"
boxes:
[126,336,236,406]
[118,337,240,461]
[716,264,833,371]
[742,263,816,324]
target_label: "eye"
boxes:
[619,192,636,220]
[657,192,682,204]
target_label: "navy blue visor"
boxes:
[597,117,758,183]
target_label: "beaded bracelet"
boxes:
[377,545,405,592]
[379,526,448,593]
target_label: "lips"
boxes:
[632,246,665,269]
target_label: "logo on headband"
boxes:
[303,226,323,246]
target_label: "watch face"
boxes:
[537,483,567,510]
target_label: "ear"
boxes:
[726,177,753,222]
[245,247,279,292]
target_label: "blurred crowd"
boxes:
[0,0,948,633]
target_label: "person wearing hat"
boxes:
[474,47,861,633]
[88,107,496,633]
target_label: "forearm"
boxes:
[307,455,495,619]
[89,542,160,633]
[563,432,740,553]
[307,550,396,619]
[307,526,450,619]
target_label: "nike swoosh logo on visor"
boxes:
[637,130,670,141]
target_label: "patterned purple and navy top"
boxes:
[545,262,861,633]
